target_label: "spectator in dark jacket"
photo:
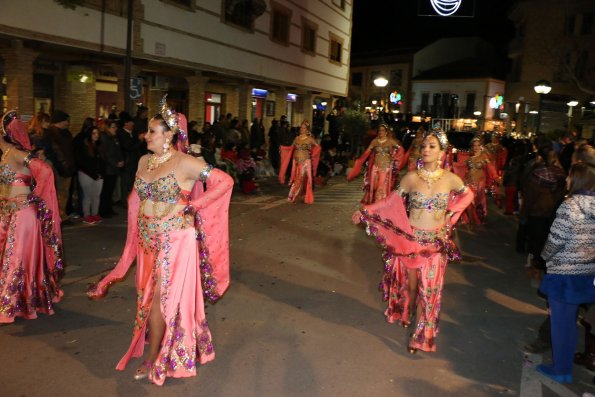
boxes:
[76,126,105,225]
[520,143,566,271]
[268,119,280,171]
[117,111,141,202]
[44,110,75,219]
[99,119,124,217]
[558,134,575,174]
[250,118,265,149]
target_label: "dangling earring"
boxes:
[437,155,443,168]
[416,158,423,169]
[163,138,170,154]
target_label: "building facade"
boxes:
[507,0,595,137]
[411,78,506,132]
[0,0,352,131]
[348,50,413,116]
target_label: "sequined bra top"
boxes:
[294,143,312,151]
[134,173,190,204]
[466,157,488,170]
[408,191,449,212]
[0,164,32,187]
[374,146,393,155]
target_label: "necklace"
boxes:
[377,138,388,144]
[417,166,444,188]
[1,147,12,163]
[147,151,173,172]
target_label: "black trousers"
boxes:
[99,174,118,216]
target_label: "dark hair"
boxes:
[28,112,50,136]
[151,114,178,144]
[568,162,595,194]
[79,117,95,135]
[573,144,595,166]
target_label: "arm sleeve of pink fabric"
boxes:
[393,146,405,170]
[191,168,234,301]
[87,191,140,299]
[452,152,470,179]
[486,161,499,182]
[448,186,474,225]
[347,150,371,181]
[29,158,64,277]
[311,144,321,177]
[401,147,412,171]
[278,145,294,184]
[498,148,508,170]
[358,191,416,255]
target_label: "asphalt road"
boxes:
[1,177,593,397]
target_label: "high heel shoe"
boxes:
[133,360,153,380]
[407,346,417,355]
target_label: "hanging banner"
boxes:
[418,0,475,17]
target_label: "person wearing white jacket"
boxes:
[537,161,595,383]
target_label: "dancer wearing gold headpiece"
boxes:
[278,120,321,204]
[347,123,404,204]
[354,128,473,353]
[88,95,234,385]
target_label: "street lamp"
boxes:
[533,80,552,134]
[374,76,389,122]
[567,99,579,133]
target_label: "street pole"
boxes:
[124,0,133,113]
[536,93,542,134]
[533,80,551,136]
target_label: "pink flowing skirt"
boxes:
[467,181,487,224]
[288,159,314,204]
[0,198,63,323]
[382,225,448,352]
[364,165,392,204]
[116,211,214,386]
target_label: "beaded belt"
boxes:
[137,210,193,237]
[411,225,447,243]
[0,195,31,217]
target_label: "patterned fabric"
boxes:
[0,166,31,187]
[87,168,233,386]
[532,164,566,189]
[541,194,595,275]
[134,173,190,204]
[408,191,449,212]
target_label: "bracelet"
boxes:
[23,153,33,168]
[453,185,468,195]
[446,210,454,217]
[198,164,213,182]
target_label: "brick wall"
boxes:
[0,41,37,117]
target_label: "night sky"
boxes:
[351,0,518,56]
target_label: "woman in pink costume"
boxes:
[354,129,473,353]
[484,133,508,177]
[0,111,64,323]
[279,120,321,204]
[403,127,425,171]
[461,138,498,225]
[347,123,404,204]
[87,96,234,386]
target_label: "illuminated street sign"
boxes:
[489,94,504,110]
[418,0,475,17]
[431,0,462,16]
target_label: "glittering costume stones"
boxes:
[88,166,233,385]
